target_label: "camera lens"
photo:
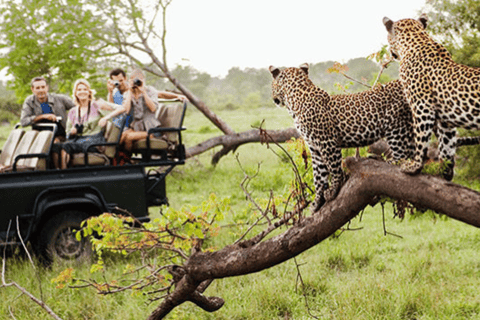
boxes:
[75,123,84,134]
[133,78,142,86]
[114,81,120,87]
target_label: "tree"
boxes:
[425,0,480,67]
[0,0,113,99]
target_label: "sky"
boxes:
[165,0,427,77]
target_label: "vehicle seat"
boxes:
[2,130,54,172]
[132,102,186,161]
[0,128,25,169]
[12,130,39,168]
[70,119,124,167]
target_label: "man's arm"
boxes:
[60,95,76,111]
[98,103,127,128]
[158,91,188,101]
[20,97,37,126]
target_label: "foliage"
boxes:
[0,0,111,100]
[425,0,480,67]
[453,130,480,179]
[0,81,20,123]
[421,159,451,177]
[53,194,228,298]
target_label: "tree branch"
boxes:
[185,127,301,164]
[147,157,480,319]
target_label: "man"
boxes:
[107,68,188,108]
[107,68,129,106]
[20,77,75,141]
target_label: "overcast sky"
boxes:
[166,0,427,77]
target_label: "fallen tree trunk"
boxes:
[147,157,480,319]
[185,127,301,164]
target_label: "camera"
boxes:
[113,81,120,87]
[75,123,84,135]
[133,78,142,87]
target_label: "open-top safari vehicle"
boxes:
[0,99,187,263]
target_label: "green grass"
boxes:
[1,108,480,319]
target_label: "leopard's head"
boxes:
[269,63,310,112]
[383,14,428,60]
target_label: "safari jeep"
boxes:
[0,100,186,263]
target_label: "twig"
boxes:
[341,72,371,89]
[372,57,394,87]
[293,257,319,319]
[16,216,34,266]
[380,202,403,239]
[0,219,63,320]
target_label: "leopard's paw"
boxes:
[400,159,423,175]
[324,186,340,203]
[310,194,326,213]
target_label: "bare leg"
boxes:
[60,149,70,169]
[52,152,60,169]
[122,131,148,152]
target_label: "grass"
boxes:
[1,107,480,319]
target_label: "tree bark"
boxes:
[147,157,480,319]
[185,127,301,164]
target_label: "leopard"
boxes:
[383,14,480,177]
[270,63,415,211]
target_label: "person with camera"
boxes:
[100,69,159,152]
[107,68,128,105]
[121,69,163,152]
[20,76,75,142]
[54,79,111,169]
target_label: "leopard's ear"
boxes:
[418,13,428,29]
[299,63,309,75]
[383,17,394,33]
[269,66,280,79]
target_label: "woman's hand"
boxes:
[99,117,108,128]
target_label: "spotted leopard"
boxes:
[270,64,415,211]
[383,14,480,176]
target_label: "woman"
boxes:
[100,69,159,152]
[56,79,110,169]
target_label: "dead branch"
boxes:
[185,127,301,164]
[0,220,63,320]
[147,157,480,319]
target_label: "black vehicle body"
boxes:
[0,100,186,261]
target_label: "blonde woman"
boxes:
[55,79,111,169]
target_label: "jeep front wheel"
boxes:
[36,211,93,264]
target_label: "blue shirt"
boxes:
[113,89,132,128]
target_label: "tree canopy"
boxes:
[0,0,112,98]
[426,0,480,67]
